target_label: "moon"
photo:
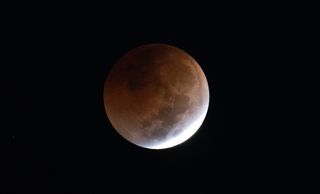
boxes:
[103,44,209,149]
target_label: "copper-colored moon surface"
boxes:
[103,44,209,149]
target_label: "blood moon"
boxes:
[103,44,209,149]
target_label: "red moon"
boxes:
[103,44,209,149]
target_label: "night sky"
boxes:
[7,1,318,192]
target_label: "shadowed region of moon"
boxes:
[103,44,209,149]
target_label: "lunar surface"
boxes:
[103,44,209,149]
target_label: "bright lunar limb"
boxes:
[146,105,208,149]
[103,44,209,149]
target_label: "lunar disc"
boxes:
[103,43,209,149]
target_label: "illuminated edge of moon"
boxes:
[142,101,209,150]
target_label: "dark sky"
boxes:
[7,1,318,192]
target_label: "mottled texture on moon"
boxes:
[104,44,209,149]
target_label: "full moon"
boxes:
[103,44,209,149]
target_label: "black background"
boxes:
[6,1,318,192]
